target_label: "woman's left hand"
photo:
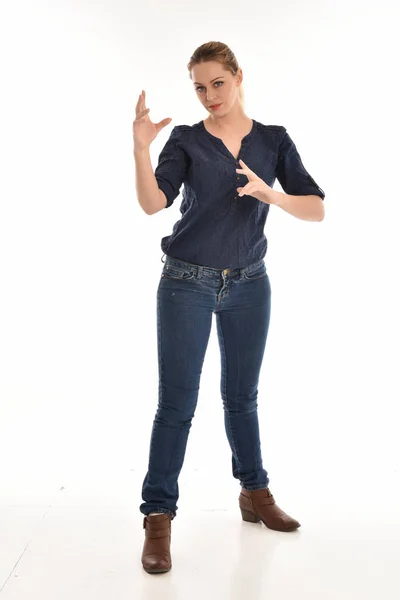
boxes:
[236,159,276,205]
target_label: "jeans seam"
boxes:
[157,291,182,503]
[217,315,242,473]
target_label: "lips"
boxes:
[209,103,222,109]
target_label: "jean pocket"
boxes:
[162,265,195,280]
[243,263,267,280]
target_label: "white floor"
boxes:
[1,468,399,600]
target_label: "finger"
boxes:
[135,108,150,121]
[239,160,252,172]
[154,117,172,132]
[238,183,254,196]
[135,91,144,114]
[138,90,146,113]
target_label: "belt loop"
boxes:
[196,265,203,279]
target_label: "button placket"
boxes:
[233,161,239,200]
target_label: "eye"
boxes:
[195,81,223,92]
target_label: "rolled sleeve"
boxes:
[276,128,325,200]
[154,126,189,208]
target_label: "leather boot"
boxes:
[141,513,172,574]
[239,487,301,532]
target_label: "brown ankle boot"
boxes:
[239,488,301,532]
[141,513,172,574]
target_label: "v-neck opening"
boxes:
[199,119,256,161]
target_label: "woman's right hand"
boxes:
[133,90,172,152]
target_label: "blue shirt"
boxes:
[154,119,325,269]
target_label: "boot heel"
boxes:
[240,508,261,523]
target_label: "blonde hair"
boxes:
[187,41,245,109]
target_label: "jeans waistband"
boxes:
[161,253,265,277]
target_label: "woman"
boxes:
[133,41,325,574]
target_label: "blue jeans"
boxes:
[140,254,271,520]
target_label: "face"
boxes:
[191,61,242,114]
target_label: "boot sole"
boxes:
[143,565,171,574]
[240,507,300,531]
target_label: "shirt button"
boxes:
[236,176,240,180]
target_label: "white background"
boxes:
[0,0,399,596]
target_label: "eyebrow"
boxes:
[193,76,225,85]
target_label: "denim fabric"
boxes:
[154,119,325,269]
[140,255,272,520]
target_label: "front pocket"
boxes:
[162,266,195,280]
[243,264,267,280]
